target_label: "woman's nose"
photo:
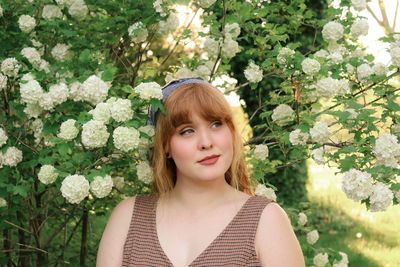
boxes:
[198,130,213,150]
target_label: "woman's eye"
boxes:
[180,128,194,135]
[211,121,222,128]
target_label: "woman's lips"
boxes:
[198,155,220,165]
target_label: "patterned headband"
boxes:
[147,77,209,126]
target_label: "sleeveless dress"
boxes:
[122,194,273,266]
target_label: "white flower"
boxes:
[3,147,23,167]
[24,103,43,118]
[51,43,70,61]
[298,212,307,226]
[310,122,331,144]
[337,79,350,96]
[312,147,325,165]
[351,19,369,38]
[128,22,148,43]
[89,102,111,123]
[271,104,294,126]
[307,229,319,245]
[204,38,220,58]
[322,21,344,42]
[48,83,69,106]
[113,126,140,152]
[176,67,194,79]
[21,47,42,66]
[314,49,329,59]
[110,98,133,122]
[244,62,263,83]
[30,118,43,144]
[42,5,63,20]
[136,160,153,183]
[372,62,388,76]
[0,73,7,90]
[346,63,355,74]
[18,15,36,33]
[357,63,373,81]
[80,75,111,105]
[0,197,6,208]
[342,169,374,201]
[90,175,113,198]
[315,77,339,98]
[158,13,179,35]
[314,252,329,267]
[39,60,50,73]
[139,125,155,137]
[352,0,367,11]
[333,252,349,267]
[390,46,400,67]
[153,0,166,17]
[38,165,58,185]
[19,80,43,104]
[58,119,79,140]
[133,81,163,100]
[253,144,269,160]
[289,129,309,145]
[68,0,88,19]
[225,23,240,39]
[112,176,125,190]
[197,0,217,8]
[194,65,212,79]
[38,93,55,110]
[0,5,3,17]
[373,133,400,167]
[328,51,344,64]
[301,58,321,75]
[1,58,20,77]
[369,182,393,212]
[81,120,109,149]
[60,175,90,204]
[221,37,240,59]
[0,128,8,147]
[255,184,277,201]
[277,47,295,65]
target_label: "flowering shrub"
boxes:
[0,0,399,265]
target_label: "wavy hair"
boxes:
[151,82,253,195]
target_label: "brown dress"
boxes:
[122,194,273,266]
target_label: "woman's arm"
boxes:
[256,202,305,267]
[96,196,136,267]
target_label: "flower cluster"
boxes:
[255,184,277,201]
[271,104,294,126]
[253,144,269,160]
[1,58,20,77]
[315,77,349,98]
[310,122,331,144]
[351,0,367,11]
[81,120,109,149]
[244,62,263,83]
[221,37,240,59]
[312,147,325,165]
[204,38,220,58]
[90,175,114,198]
[51,43,70,61]
[373,133,400,167]
[89,102,111,124]
[225,23,241,39]
[60,175,90,204]
[128,22,148,43]
[306,229,319,245]
[67,0,88,20]
[133,82,163,100]
[0,127,8,147]
[322,21,344,42]
[301,58,321,75]
[351,19,369,38]
[18,15,36,33]
[42,5,63,20]
[1,147,23,167]
[38,165,58,185]
[78,75,111,105]
[113,126,140,152]
[0,73,6,90]
[0,197,6,208]
[313,252,329,267]
[277,47,295,66]
[58,119,79,140]
[110,98,133,122]
[341,169,373,201]
[112,176,125,190]
[297,212,307,226]
[357,63,373,81]
[158,13,179,35]
[136,161,153,183]
[369,182,394,212]
[333,252,349,267]
[289,129,309,145]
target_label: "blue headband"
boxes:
[147,77,208,126]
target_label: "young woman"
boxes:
[96,78,305,267]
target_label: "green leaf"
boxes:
[13,185,28,197]
[79,49,92,64]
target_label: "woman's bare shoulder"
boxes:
[96,196,136,267]
[255,202,305,267]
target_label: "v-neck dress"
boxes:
[122,194,274,266]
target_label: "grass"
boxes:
[306,160,400,267]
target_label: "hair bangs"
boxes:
[166,83,233,129]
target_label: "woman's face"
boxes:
[168,113,234,184]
